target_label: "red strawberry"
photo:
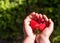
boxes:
[30,18,48,34]
[30,20,39,30]
[30,19,46,31]
[39,23,46,31]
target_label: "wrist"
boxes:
[23,36,35,43]
[39,34,50,43]
[40,37,50,43]
[27,36,36,41]
[40,34,50,39]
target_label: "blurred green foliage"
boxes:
[0,0,60,43]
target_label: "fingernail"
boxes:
[32,12,35,14]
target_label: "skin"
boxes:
[23,12,54,43]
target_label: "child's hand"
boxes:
[23,12,38,43]
[36,14,54,43]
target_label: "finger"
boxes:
[48,19,54,34]
[24,12,36,25]
[39,14,42,19]
[43,15,48,22]
[24,18,31,30]
[28,12,36,19]
[35,35,40,43]
[32,13,39,21]
[28,12,39,21]
[24,18,31,26]
[48,19,54,29]
[39,14,43,23]
[35,13,39,19]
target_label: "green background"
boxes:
[0,0,60,43]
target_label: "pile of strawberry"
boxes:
[30,17,49,34]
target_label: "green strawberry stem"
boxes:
[33,28,41,34]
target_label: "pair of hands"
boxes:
[23,12,54,43]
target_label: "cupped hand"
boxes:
[36,14,54,43]
[23,12,40,43]
[23,12,36,38]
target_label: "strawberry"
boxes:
[30,20,39,30]
[30,18,47,34]
[39,23,46,31]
